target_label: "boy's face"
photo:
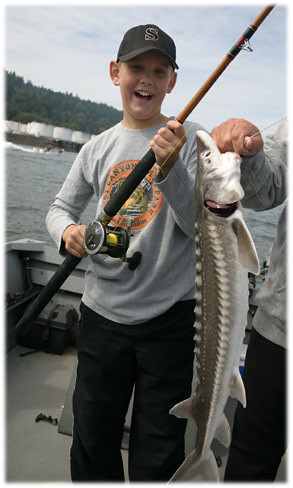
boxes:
[110,51,177,129]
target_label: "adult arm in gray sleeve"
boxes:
[240,119,287,211]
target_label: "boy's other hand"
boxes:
[62,224,88,258]
[150,119,186,178]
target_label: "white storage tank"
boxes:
[20,124,28,134]
[5,120,20,132]
[40,123,54,138]
[72,131,90,144]
[53,126,73,142]
[26,122,31,133]
[28,122,54,138]
[28,122,40,137]
[27,121,37,135]
[4,120,10,132]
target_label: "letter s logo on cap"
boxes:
[145,27,159,41]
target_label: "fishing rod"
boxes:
[15,4,275,336]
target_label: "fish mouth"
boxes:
[205,200,238,218]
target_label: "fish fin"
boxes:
[235,217,260,275]
[230,368,246,408]
[214,414,230,447]
[169,449,220,482]
[169,397,193,421]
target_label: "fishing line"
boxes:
[249,117,286,139]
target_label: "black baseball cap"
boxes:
[116,24,179,70]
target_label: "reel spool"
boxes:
[84,221,129,257]
[84,221,142,270]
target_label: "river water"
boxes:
[5,142,283,264]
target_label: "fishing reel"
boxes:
[83,220,141,271]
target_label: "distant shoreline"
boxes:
[5,132,83,153]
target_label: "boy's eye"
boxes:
[155,69,166,76]
[130,64,141,71]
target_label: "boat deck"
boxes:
[5,344,128,482]
[6,343,287,482]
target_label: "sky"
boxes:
[3,0,290,135]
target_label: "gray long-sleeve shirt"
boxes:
[46,120,203,324]
[240,119,287,348]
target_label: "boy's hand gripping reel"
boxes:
[83,220,141,271]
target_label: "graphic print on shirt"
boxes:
[102,160,163,230]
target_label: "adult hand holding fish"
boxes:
[211,118,263,156]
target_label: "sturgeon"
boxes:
[169,130,260,482]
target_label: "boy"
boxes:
[46,24,204,481]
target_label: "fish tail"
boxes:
[168,449,220,482]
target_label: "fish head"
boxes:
[196,130,244,216]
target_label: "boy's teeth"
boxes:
[136,91,151,97]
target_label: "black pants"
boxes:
[224,328,286,481]
[70,300,195,482]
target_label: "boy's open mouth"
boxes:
[135,91,153,100]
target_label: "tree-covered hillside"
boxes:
[5,70,123,135]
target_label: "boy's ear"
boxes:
[110,61,120,86]
[167,71,177,94]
